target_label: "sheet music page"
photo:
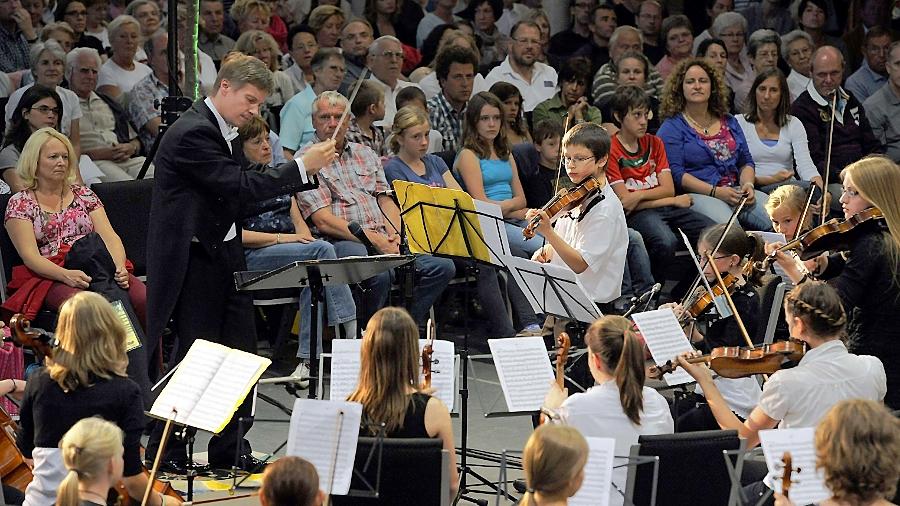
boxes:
[502,255,601,322]
[501,255,543,313]
[150,339,229,425]
[419,339,455,410]
[287,399,363,495]
[631,309,695,386]
[186,349,271,433]
[329,339,362,401]
[759,428,830,504]
[488,337,554,412]
[474,200,509,264]
[569,437,615,506]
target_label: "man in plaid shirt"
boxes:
[297,91,456,324]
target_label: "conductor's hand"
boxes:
[299,139,337,175]
[62,269,91,289]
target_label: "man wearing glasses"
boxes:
[367,35,421,129]
[484,21,557,113]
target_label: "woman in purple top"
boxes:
[657,58,773,232]
[384,106,541,337]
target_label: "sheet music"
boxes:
[759,428,830,504]
[287,399,363,495]
[149,340,271,433]
[329,339,362,402]
[488,337,554,412]
[502,255,601,323]
[631,309,695,386]
[420,339,456,411]
[473,200,510,264]
[570,437,615,506]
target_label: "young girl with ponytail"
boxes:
[677,281,887,448]
[542,315,673,506]
[519,425,589,506]
[56,417,124,506]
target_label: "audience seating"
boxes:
[91,179,154,278]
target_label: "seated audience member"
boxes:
[307,5,345,49]
[864,41,900,163]
[791,46,881,208]
[592,26,664,108]
[547,0,594,66]
[740,0,794,35]
[55,417,127,506]
[5,40,82,153]
[596,53,661,136]
[339,19,374,95]
[607,85,713,293]
[690,0,733,53]
[126,32,179,157]
[747,28,780,75]
[296,92,455,325]
[573,4,617,78]
[345,80,387,157]
[414,30,484,99]
[712,12,754,111]
[637,0,663,64]
[657,58,773,231]
[83,0,110,49]
[543,315,673,506]
[3,127,146,325]
[425,41,481,153]
[285,25,317,93]
[233,30,295,129]
[844,26,891,104]
[97,15,151,99]
[781,29,814,102]
[124,0,159,49]
[367,35,421,129]
[239,116,356,387]
[347,307,459,500]
[40,21,75,53]
[533,59,602,132]
[15,292,163,506]
[365,0,418,49]
[490,82,532,145]
[384,106,540,337]
[416,24,461,76]
[0,0,34,74]
[455,91,539,259]
[230,0,271,40]
[526,122,628,306]
[696,37,739,115]
[198,0,236,67]
[459,0,508,68]
[677,280,886,447]
[1,86,80,192]
[520,119,567,208]
[796,0,850,64]
[737,69,823,194]
[656,15,694,80]
[395,86,444,154]
[67,47,147,181]
[483,20,557,113]
[416,0,457,49]
[259,456,324,506]
[57,0,104,53]
[773,399,900,506]
[280,48,345,157]
[518,425,588,506]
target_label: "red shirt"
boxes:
[607,134,670,192]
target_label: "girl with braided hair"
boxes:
[519,424,589,506]
[677,281,886,448]
[56,417,124,506]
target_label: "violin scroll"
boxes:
[555,332,571,388]
[7,314,56,361]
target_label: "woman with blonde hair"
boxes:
[17,292,178,506]
[519,424,589,506]
[768,155,900,410]
[775,399,900,506]
[764,183,813,240]
[347,307,458,499]
[56,417,125,506]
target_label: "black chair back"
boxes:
[0,192,23,301]
[629,429,741,506]
[90,179,154,277]
[331,437,446,506]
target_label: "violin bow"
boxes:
[820,91,838,227]
[705,252,755,349]
[553,114,572,195]
[141,408,177,506]
[331,68,370,143]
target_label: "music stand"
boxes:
[235,255,414,399]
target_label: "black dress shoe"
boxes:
[210,453,269,473]
[156,459,210,475]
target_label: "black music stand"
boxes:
[234,255,414,399]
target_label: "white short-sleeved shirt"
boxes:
[5,84,83,137]
[758,340,886,429]
[97,58,152,95]
[483,56,558,112]
[558,381,674,506]
[548,183,627,303]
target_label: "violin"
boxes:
[781,452,796,500]
[523,177,601,238]
[679,259,757,324]
[767,207,884,261]
[555,333,571,389]
[649,339,807,379]
[422,319,435,390]
[0,404,32,492]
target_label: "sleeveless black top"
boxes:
[372,392,432,438]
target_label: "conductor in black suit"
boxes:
[144,54,336,471]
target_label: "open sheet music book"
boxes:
[150,339,271,433]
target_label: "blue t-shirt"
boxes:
[480,158,513,200]
[384,154,449,187]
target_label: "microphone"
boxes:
[348,221,379,255]
[624,283,662,317]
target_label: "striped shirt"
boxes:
[427,92,464,153]
[591,62,663,109]
[0,24,30,73]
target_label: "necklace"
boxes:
[35,186,67,255]
[683,111,713,135]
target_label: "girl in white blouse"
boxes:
[736,69,823,194]
[543,315,673,506]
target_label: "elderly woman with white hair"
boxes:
[781,29,813,101]
[96,14,151,99]
[4,40,82,154]
[747,29,781,75]
[712,11,754,111]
